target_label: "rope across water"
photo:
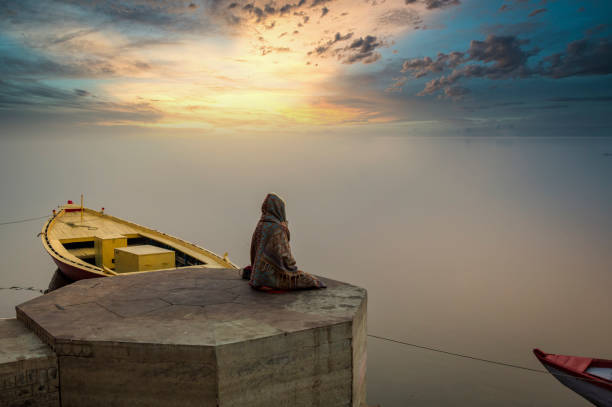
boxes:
[0,215,49,226]
[368,334,608,384]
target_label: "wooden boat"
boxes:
[533,349,612,406]
[41,200,237,281]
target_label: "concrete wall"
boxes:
[57,341,218,407]
[216,322,354,407]
[352,294,367,407]
[0,318,59,407]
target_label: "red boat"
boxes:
[534,349,612,406]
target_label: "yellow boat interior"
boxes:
[42,202,236,277]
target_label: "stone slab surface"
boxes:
[16,267,367,407]
[0,318,59,407]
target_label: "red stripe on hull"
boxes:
[51,257,106,281]
[534,349,612,393]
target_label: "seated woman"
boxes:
[248,193,326,291]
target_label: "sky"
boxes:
[1,0,611,137]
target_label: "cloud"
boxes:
[402,35,536,95]
[377,8,422,28]
[311,0,333,7]
[342,35,383,64]
[399,34,612,98]
[465,35,536,78]
[74,89,91,97]
[309,31,353,56]
[585,24,609,37]
[401,51,464,77]
[442,85,470,100]
[385,76,407,92]
[528,8,547,17]
[259,45,291,55]
[0,79,162,124]
[538,38,612,78]
[404,0,460,10]
[309,33,382,64]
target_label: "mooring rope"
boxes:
[0,215,49,227]
[368,334,545,373]
[368,334,609,384]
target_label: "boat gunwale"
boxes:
[41,207,237,278]
[533,349,612,391]
[41,210,105,276]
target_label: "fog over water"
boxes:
[1,133,611,406]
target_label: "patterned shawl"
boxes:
[249,193,325,290]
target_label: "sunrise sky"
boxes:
[1,0,611,136]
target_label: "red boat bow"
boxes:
[534,348,612,407]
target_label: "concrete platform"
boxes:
[0,318,59,407]
[16,268,367,407]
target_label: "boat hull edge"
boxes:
[52,257,105,281]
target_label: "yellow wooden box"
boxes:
[94,234,127,270]
[114,245,175,274]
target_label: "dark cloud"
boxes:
[0,52,153,79]
[466,35,536,78]
[279,0,306,15]
[309,33,383,64]
[538,38,612,78]
[0,79,161,123]
[65,0,200,27]
[310,0,332,7]
[343,36,383,64]
[401,35,537,95]
[528,8,547,17]
[404,35,535,94]
[399,34,612,98]
[1,0,215,35]
[74,89,90,97]
[401,52,464,77]
[49,28,99,45]
[404,0,460,10]
[217,0,320,23]
[309,32,353,56]
[443,85,470,100]
[585,24,609,37]
[0,80,80,105]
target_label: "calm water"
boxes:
[1,133,611,406]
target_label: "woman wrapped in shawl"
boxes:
[248,193,326,290]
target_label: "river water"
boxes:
[1,133,610,406]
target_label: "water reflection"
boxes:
[45,269,74,293]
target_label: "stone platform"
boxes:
[0,318,59,407]
[16,268,367,407]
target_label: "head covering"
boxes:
[249,193,326,290]
[260,193,287,224]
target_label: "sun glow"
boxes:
[5,0,440,130]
